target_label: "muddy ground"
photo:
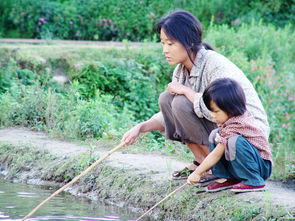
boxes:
[0,127,294,220]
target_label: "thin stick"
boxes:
[135,182,188,221]
[22,142,126,221]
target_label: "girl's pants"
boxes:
[209,130,272,186]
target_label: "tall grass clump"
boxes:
[0,78,133,140]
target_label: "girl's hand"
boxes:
[121,125,141,146]
[215,132,222,143]
[187,171,201,185]
[167,82,187,95]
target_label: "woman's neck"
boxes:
[183,61,193,72]
[183,53,196,72]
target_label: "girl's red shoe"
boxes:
[231,183,266,193]
[206,179,239,192]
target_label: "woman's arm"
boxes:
[121,118,164,146]
[167,81,199,103]
[187,143,226,184]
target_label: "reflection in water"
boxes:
[0,178,150,221]
[17,192,37,198]
[0,215,133,220]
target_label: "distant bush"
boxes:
[72,58,168,120]
[0,59,16,94]
[0,0,293,41]
[0,58,36,93]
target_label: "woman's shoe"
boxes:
[193,174,218,187]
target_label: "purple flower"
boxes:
[99,18,113,24]
[149,13,156,18]
[285,113,290,120]
[38,17,47,24]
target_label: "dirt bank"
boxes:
[0,127,294,220]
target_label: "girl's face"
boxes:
[160,29,191,67]
[210,100,229,124]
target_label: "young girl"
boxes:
[187,78,272,192]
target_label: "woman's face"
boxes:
[160,29,191,66]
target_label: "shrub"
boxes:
[0,0,293,41]
[72,58,166,120]
[0,80,133,139]
[0,58,37,94]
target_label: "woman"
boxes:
[121,10,270,180]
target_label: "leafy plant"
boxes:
[0,0,293,41]
[72,59,162,120]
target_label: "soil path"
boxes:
[0,127,294,209]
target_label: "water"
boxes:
[0,178,150,221]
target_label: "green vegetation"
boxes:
[0,21,294,180]
[0,0,294,41]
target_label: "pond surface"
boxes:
[0,178,151,221]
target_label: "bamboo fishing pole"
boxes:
[135,182,188,221]
[21,142,126,221]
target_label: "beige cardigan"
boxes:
[152,48,270,138]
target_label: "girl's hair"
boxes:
[156,9,214,64]
[203,78,247,117]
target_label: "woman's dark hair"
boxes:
[157,9,214,64]
[203,78,247,117]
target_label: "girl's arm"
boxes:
[187,143,226,184]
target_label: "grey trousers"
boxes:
[159,91,217,146]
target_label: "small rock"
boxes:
[231,18,241,26]
[52,75,69,84]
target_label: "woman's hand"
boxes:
[187,171,201,185]
[121,118,165,146]
[121,124,141,146]
[167,82,187,95]
[167,82,197,103]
